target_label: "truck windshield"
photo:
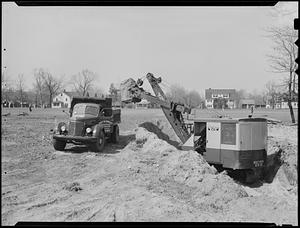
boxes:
[73,104,99,117]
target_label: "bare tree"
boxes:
[266,25,298,123]
[2,71,11,102]
[40,69,63,108]
[71,69,96,96]
[265,80,280,109]
[33,68,46,107]
[235,89,247,108]
[17,74,25,107]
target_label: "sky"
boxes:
[1,2,298,95]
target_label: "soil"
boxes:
[1,108,298,225]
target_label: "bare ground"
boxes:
[1,108,298,225]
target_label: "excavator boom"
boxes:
[120,73,192,144]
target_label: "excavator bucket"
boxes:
[120,78,142,103]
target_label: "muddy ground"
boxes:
[1,108,298,225]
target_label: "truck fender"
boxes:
[55,122,67,134]
[92,124,105,137]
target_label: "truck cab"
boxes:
[52,97,121,152]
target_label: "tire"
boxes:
[91,129,105,152]
[111,125,119,144]
[53,138,66,151]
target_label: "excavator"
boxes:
[121,73,268,183]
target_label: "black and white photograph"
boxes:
[1,1,298,225]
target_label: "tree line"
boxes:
[2,68,103,108]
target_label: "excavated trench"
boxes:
[136,121,296,187]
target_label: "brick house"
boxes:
[205,88,237,109]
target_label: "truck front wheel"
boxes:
[91,130,105,152]
[111,125,119,144]
[53,139,66,151]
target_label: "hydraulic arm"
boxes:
[121,73,192,144]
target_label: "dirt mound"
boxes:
[120,126,249,212]
[266,133,298,189]
[138,120,180,147]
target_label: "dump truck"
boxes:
[52,96,121,152]
[120,73,267,183]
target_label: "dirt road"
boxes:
[1,108,298,225]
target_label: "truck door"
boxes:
[204,122,221,163]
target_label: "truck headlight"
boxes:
[86,127,92,133]
[61,125,66,132]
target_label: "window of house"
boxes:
[212,94,218,98]
[56,98,58,102]
[66,98,67,101]
[223,94,229,98]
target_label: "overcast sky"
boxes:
[1,2,298,95]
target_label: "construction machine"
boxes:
[121,73,267,183]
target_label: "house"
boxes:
[52,91,78,108]
[239,99,255,109]
[280,101,298,109]
[255,100,266,108]
[136,99,150,109]
[239,99,266,109]
[273,92,298,109]
[205,88,237,109]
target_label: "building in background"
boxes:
[238,99,266,109]
[52,90,78,108]
[273,92,298,109]
[239,99,255,109]
[136,99,150,109]
[205,88,237,109]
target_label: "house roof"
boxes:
[63,91,79,97]
[239,99,255,105]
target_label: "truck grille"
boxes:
[103,124,112,133]
[68,121,84,136]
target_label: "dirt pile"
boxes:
[267,139,298,191]
[138,121,180,147]
[267,124,298,190]
[119,126,249,212]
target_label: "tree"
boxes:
[33,68,47,107]
[265,80,279,109]
[17,74,25,107]
[235,89,247,108]
[71,69,96,96]
[109,83,118,96]
[213,98,228,109]
[187,90,203,108]
[109,83,120,104]
[266,25,297,123]
[165,84,203,109]
[166,84,188,105]
[1,71,13,103]
[40,69,63,108]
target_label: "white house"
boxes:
[52,91,78,108]
[280,101,298,109]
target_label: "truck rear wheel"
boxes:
[91,130,105,152]
[111,125,119,144]
[53,139,66,151]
